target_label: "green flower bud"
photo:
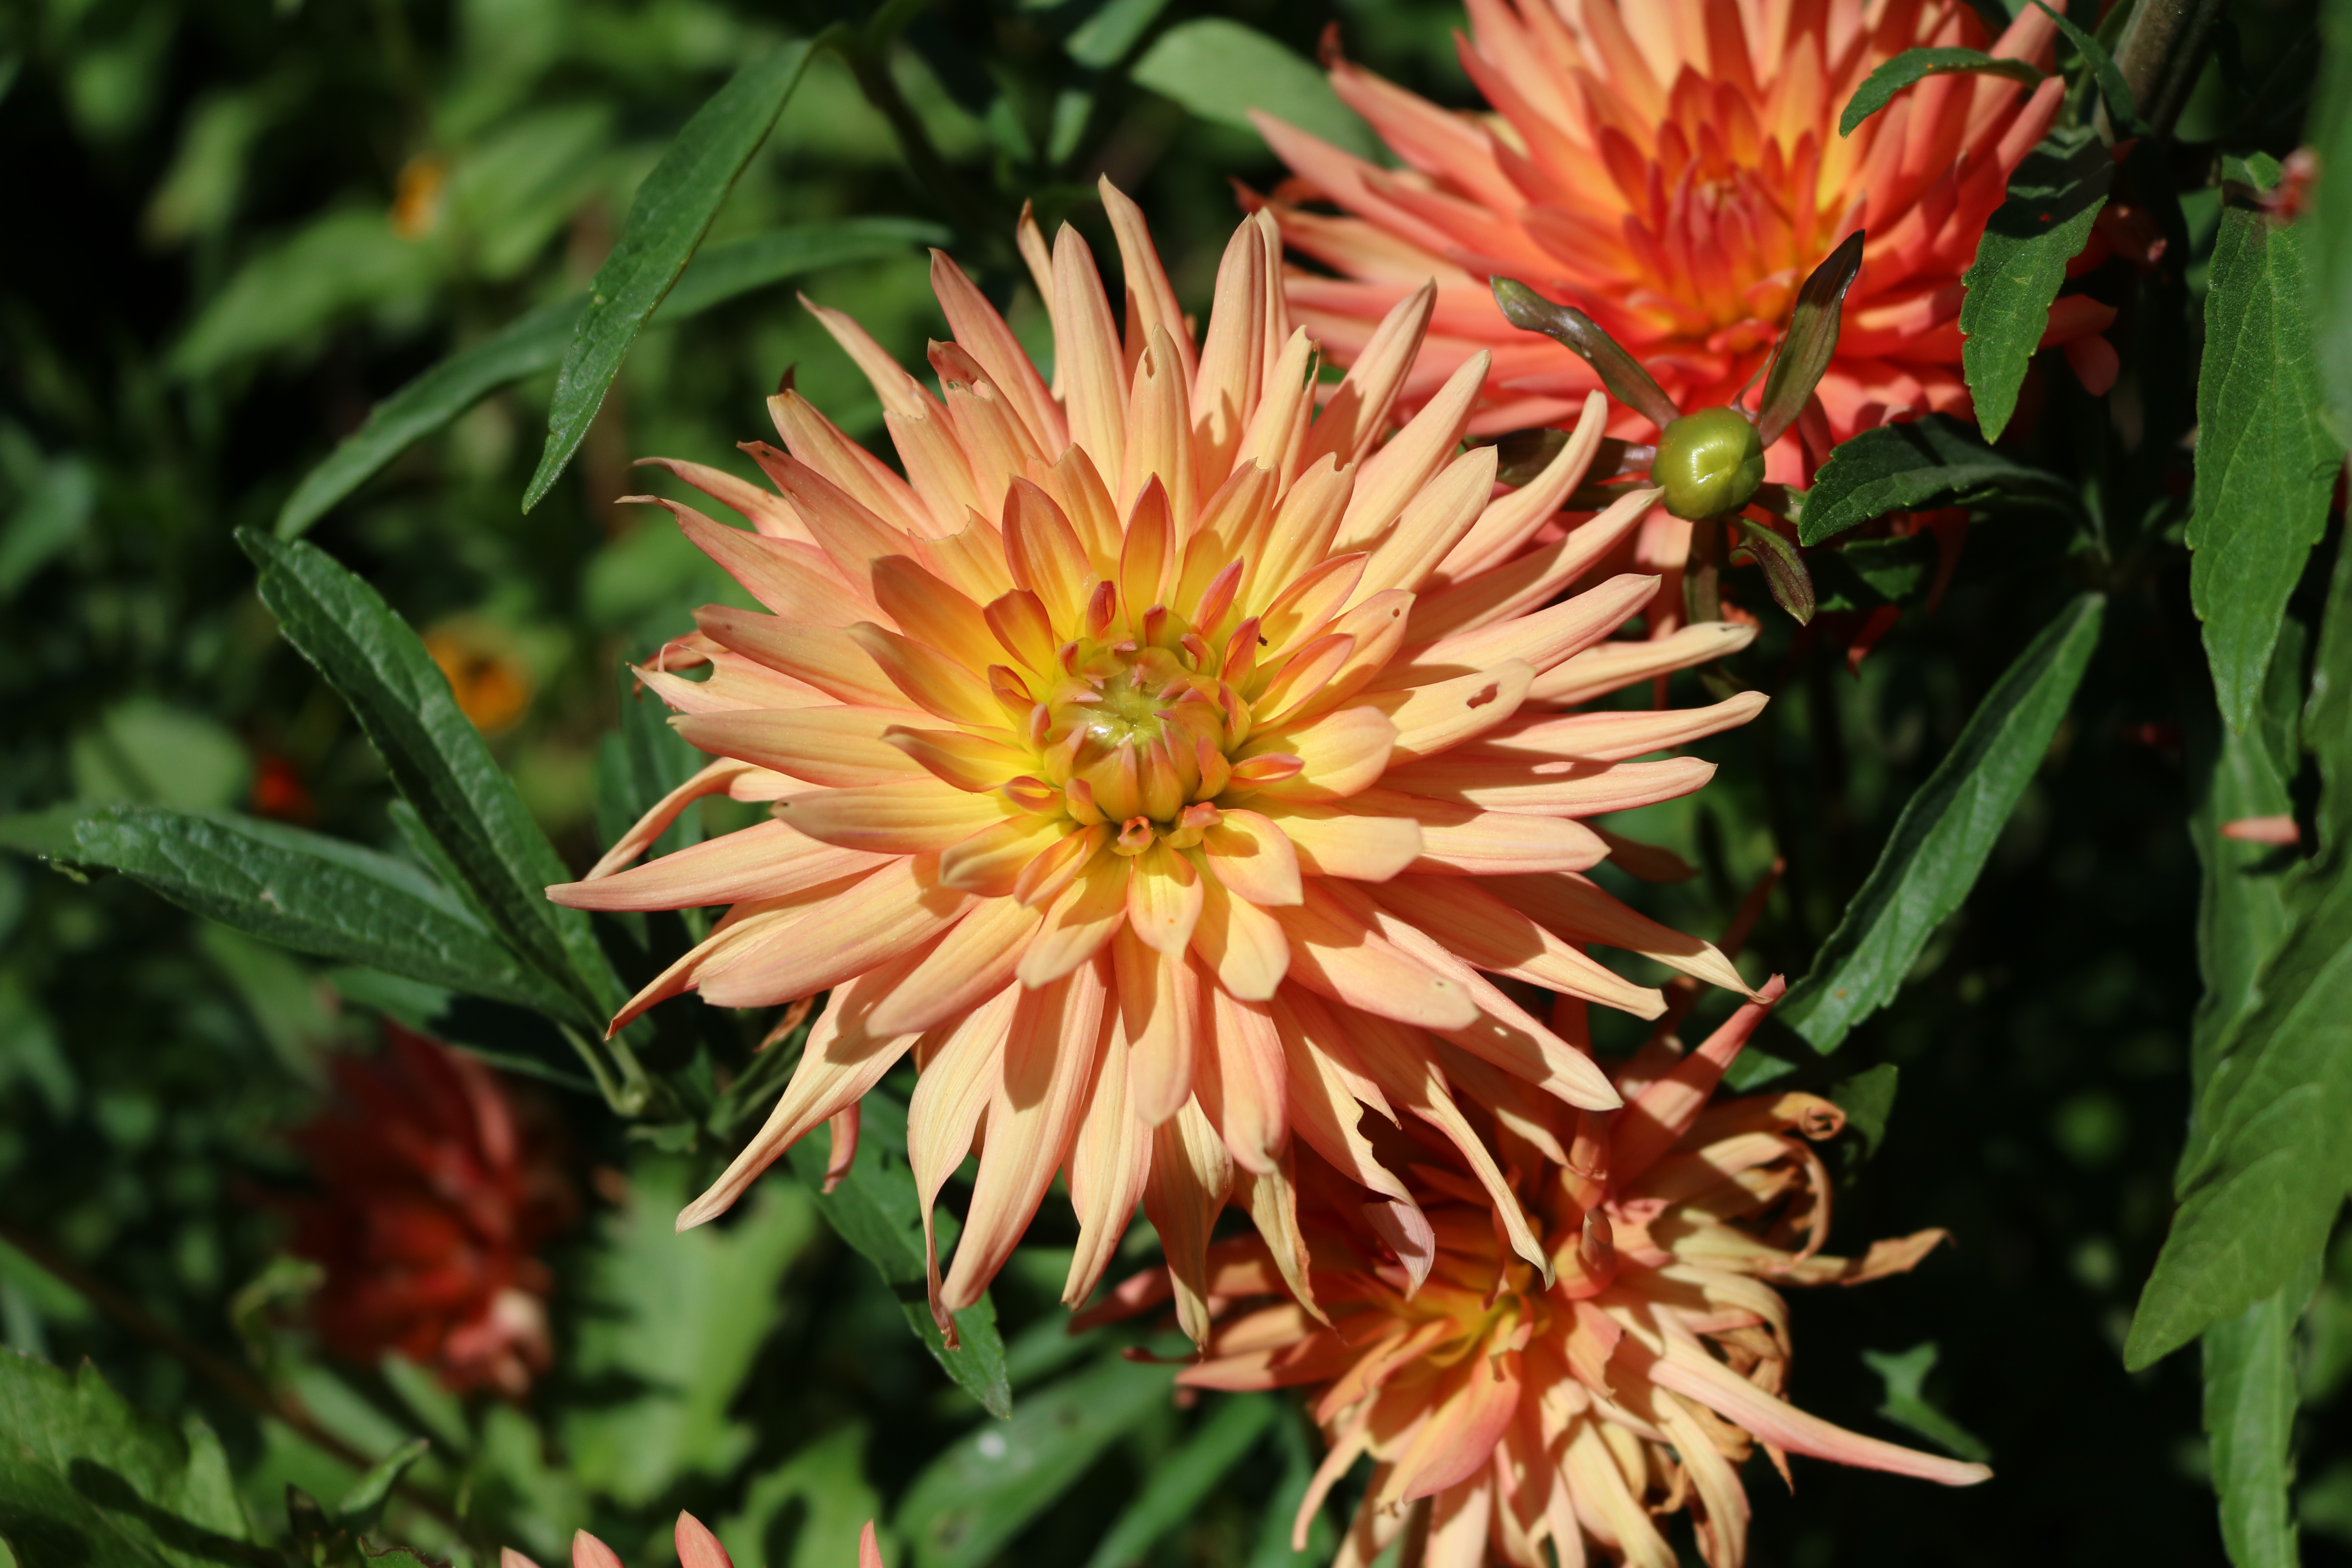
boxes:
[1654,407,1767,521]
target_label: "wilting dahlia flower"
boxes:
[551,182,1766,1324]
[286,1027,574,1395]
[1084,982,1986,1568]
[505,1510,885,1568]
[1254,0,2116,452]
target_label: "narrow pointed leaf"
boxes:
[1755,230,1865,446]
[1800,414,2079,544]
[523,37,827,511]
[1860,1343,1989,1463]
[2187,154,2341,732]
[278,218,944,539]
[897,1356,1175,1568]
[1839,48,2045,136]
[1083,1395,1276,1568]
[332,1438,431,1532]
[1133,19,1381,159]
[2202,1262,2321,1568]
[237,530,625,1042]
[53,805,575,1016]
[1491,278,1682,430]
[785,1089,1011,1417]
[2026,0,2142,137]
[1959,126,2112,441]
[2127,546,2352,1369]
[1779,592,2104,1051]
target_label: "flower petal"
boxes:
[776,780,1018,854]
[550,819,889,911]
[672,706,932,786]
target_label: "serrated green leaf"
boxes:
[1860,1343,1989,1463]
[53,805,572,1017]
[1959,127,2112,441]
[1083,1394,1274,1568]
[524,39,828,511]
[1779,592,2104,1052]
[238,532,625,1053]
[2187,176,2341,731]
[278,216,945,539]
[1755,230,1864,446]
[561,1154,819,1505]
[1799,414,2077,544]
[896,1356,1174,1568]
[1838,47,2044,136]
[0,1351,261,1568]
[2127,545,2352,1369]
[2203,1260,2321,1568]
[1132,20,1381,161]
[785,1092,1010,1417]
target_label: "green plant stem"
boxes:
[2116,0,2223,136]
[1685,516,1724,624]
[0,1218,462,1532]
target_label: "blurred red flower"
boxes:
[286,1026,576,1395]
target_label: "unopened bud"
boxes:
[1655,406,1766,521]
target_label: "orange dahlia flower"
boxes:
[286,1026,575,1395]
[1085,982,1987,1568]
[551,182,1766,1323]
[1254,0,2117,458]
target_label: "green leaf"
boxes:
[2025,0,2141,137]
[786,1091,1011,1417]
[2308,0,2352,429]
[1959,126,2112,441]
[721,1425,893,1568]
[1779,592,2104,1051]
[1808,534,1938,612]
[0,455,94,599]
[1083,1395,1275,1568]
[52,805,573,1017]
[278,216,944,538]
[2202,1261,2322,1568]
[1726,516,1815,625]
[2187,172,2342,732]
[0,1350,259,1568]
[169,207,441,381]
[276,298,578,541]
[560,1154,820,1506]
[1490,279,1682,431]
[1860,1343,1989,1463]
[1838,47,2045,136]
[237,531,627,1053]
[2180,625,2307,1181]
[1829,1063,1901,1161]
[2127,544,2352,1369]
[896,1356,1174,1568]
[1065,0,1171,68]
[1131,20,1381,162]
[1799,414,2078,545]
[1244,1411,1336,1568]
[524,38,829,511]
[329,1440,428,1534]
[1755,230,1865,446]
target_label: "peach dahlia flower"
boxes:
[508,1510,885,1568]
[1086,982,1987,1568]
[550,181,1766,1323]
[1254,0,2117,456]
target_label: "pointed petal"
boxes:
[1116,925,1202,1124]
[672,706,932,786]
[551,819,889,911]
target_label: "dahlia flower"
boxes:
[1254,0,2118,454]
[286,1026,574,1395]
[504,1510,884,1568]
[550,182,1766,1326]
[1083,982,1987,1568]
